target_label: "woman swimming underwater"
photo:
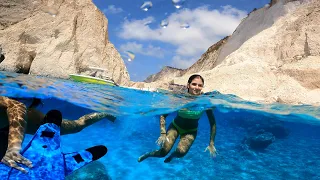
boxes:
[138,74,217,163]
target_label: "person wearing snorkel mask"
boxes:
[0,96,116,173]
[138,74,217,163]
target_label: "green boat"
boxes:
[69,67,118,86]
[69,74,117,86]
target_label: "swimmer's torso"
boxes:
[173,108,204,132]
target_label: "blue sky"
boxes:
[92,0,270,81]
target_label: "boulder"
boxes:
[243,130,276,150]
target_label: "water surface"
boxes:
[0,71,319,180]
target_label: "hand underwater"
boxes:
[1,148,33,173]
[204,144,217,158]
[155,134,169,147]
[100,112,116,122]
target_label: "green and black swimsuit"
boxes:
[172,108,204,135]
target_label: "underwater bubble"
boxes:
[172,0,186,9]
[141,1,153,11]
[180,22,190,29]
[160,19,169,28]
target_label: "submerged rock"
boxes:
[262,124,290,139]
[248,121,290,139]
[232,116,290,139]
[242,130,276,150]
[66,161,112,180]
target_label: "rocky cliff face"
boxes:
[184,36,229,75]
[143,0,320,105]
[0,0,130,85]
[143,36,229,83]
[144,66,183,83]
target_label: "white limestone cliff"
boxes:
[144,0,320,106]
[0,0,130,85]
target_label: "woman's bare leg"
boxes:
[138,124,178,162]
[61,112,116,135]
[164,132,196,163]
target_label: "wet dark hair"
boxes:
[187,74,204,84]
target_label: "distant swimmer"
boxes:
[0,96,116,173]
[138,74,217,163]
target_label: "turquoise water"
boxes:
[0,71,320,180]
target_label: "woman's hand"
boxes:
[155,133,169,147]
[99,112,116,122]
[204,144,217,158]
[1,148,33,173]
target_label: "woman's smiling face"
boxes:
[187,77,203,95]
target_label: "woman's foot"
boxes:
[164,156,173,163]
[137,153,150,162]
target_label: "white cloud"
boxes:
[103,5,123,14]
[171,56,197,69]
[120,42,165,58]
[118,5,247,68]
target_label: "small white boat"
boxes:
[69,67,118,86]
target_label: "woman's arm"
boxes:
[160,114,168,135]
[155,114,169,147]
[206,108,216,146]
